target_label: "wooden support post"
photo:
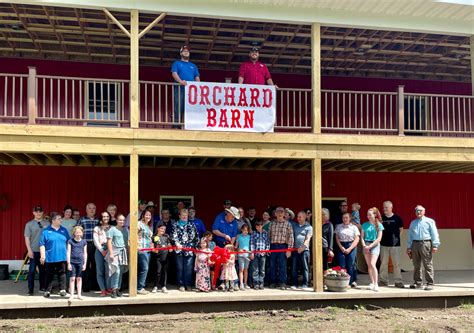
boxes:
[470,36,474,96]
[311,23,321,134]
[128,152,139,297]
[397,85,405,136]
[311,158,323,292]
[130,9,140,129]
[27,66,36,124]
[139,12,166,39]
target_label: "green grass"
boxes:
[458,301,473,310]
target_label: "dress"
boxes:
[220,254,238,280]
[195,251,211,291]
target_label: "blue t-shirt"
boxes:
[171,60,200,82]
[212,217,238,248]
[362,222,385,242]
[68,238,87,264]
[292,222,313,249]
[236,233,251,251]
[191,218,206,239]
[39,225,70,263]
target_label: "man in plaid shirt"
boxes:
[269,207,294,289]
[250,220,270,289]
[77,202,99,292]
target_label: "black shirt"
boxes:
[381,214,403,247]
[322,222,334,250]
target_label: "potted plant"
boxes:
[323,266,350,292]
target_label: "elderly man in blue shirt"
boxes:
[406,205,440,291]
[212,206,240,248]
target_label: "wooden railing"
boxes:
[1,68,473,137]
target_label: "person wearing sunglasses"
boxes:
[24,206,50,296]
[407,205,440,291]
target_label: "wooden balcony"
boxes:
[1,70,472,137]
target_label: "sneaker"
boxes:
[290,285,297,290]
[254,284,260,290]
[259,284,265,290]
[424,285,434,291]
[59,290,67,297]
[239,284,245,290]
[395,282,405,289]
[151,287,158,293]
[351,282,358,288]
[186,286,193,291]
[269,284,276,289]
[373,284,379,292]
[162,287,168,293]
[137,289,149,295]
[179,286,185,292]
[27,290,34,296]
[110,290,118,298]
[301,285,309,290]
[378,281,388,287]
[43,291,50,298]
[367,283,374,291]
[116,290,123,297]
[279,284,286,290]
[245,284,250,289]
[409,283,423,289]
[228,287,234,292]
[100,290,108,297]
[234,285,240,291]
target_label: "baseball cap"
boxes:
[180,45,190,53]
[33,205,43,212]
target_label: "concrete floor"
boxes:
[0,270,472,312]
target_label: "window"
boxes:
[85,81,121,126]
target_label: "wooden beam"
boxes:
[138,12,166,40]
[81,154,94,166]
[118,155,125,167]
[311,22,321,134]
[199,157,208,168]
[43,153,62,165]
[183,157,191,167]
[4,153,29,164]
[128,152,138,297]
[100,154,110,167]
[227,158,241,168]
[471,35,474,96]
[254,159,272,169]
[102,8,130,38]
[0,153,13,164]
[212,158,224,168]
[168,157,174,167]
[272,159,289,169]
[312,158,323,292]
[24,153,45,165]
[130,9,139,129]
[241,158,256,169]
[63,154,79,166]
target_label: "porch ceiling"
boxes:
[0,153,473,173]
[0,3,471,82]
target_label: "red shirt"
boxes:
[238,61,272,85]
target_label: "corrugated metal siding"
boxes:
[1,165,473,259]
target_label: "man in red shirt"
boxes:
[238,47,276,86]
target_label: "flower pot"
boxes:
[324,277,350,292]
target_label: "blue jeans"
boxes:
[95,249,109,291]
[109,264,127,290]
[137,252,150,290]
[252,255,266,285]
[270,244,288,285]
[337,242,357,284]
[292,250,310,286]
[176,254,194,287]
[28,251,46,292]
[173,85,185,125]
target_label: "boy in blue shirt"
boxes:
[171,45,200,126]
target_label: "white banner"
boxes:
[184,82,276,132]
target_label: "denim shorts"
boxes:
[365,241,380,256]
[238,255,250,270]
[70,262,83,277]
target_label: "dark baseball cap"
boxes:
[223,199,233,206]
[33,205,43,212]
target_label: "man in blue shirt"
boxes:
[406,205,440,291]
[212,206,240,248]
[171,45,200,126]
[188,206,206,239]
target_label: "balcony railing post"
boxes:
[27,66,37,124]
[311,22,321,134]
[397,85,405,136]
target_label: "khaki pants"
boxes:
[379,246,402,284]
[411,240,434,285]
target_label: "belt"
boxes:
[413,240,431,242]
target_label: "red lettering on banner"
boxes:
[207,108,217,127]
[262,88,272,108]
[231,109,242,128]
[188,84,198,105]
[238,88,248,107]
[243,110,254,128]
[249,88,260,107]
[199,85,210,105]
[212,86,222,106]
[219,109,229,128]
[224,87,236,106]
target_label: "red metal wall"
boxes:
[1,165,473,259]
[0,57,471,94]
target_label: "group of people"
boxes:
[23,198,440,299]
[323,200,440,292]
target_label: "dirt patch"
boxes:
[1,306,473,332]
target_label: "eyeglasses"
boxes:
[37,221,43,229]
